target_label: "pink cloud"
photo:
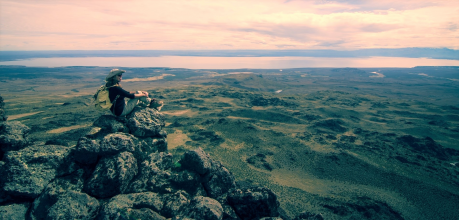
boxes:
[0,0,458,50]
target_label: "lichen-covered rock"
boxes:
[179,196,223,220]
[98,192,164,220]
[0,121,30,152]
[93,115,129,133]
[202,160,236,198]
[181,148,236,198]
[118,208,166,220]
[43,191,100,220]
[29,169,88,219]
[152,137,168,152]
[171,170,206,196]
[129,152,173,193]
[74,137,100,164]
[161,190,191,218]
[127,107,166,137]
[0,203,29,220]
[84,152,138,198]
[2,144,77,199]
[100,132,138,154]
[227,187,280,220]
[180,147,213,175]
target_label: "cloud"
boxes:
[0,0,458,50]
[360,23,402,33]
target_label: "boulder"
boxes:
[126,107,166,137]
[152,137,168,152]
[99,132,138,154]
[0,121,30,152]
[40,191,99,220]
[29,169,88,219]
[180,147,214,175]
[180,148,236,198]
[129,152,173,193]
[179,196,223,220]
[74,137,100,164]
[2,144,77,199]
[227,187,280,220]
[161,190,191,218]
[202,160,236,198]
[98,192,164,220]
[171,170,206,196]
[84,152,138,198]
[93,115,129,133]
[0,203,30,219]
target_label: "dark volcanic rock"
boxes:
[152,137,168,152]
[161,190,191,218]
[98,192,164,220]
[29,169,92,220]
[227,187,280,220]
[74,137,100,164]
[180,148,236,198]
[180,147,213,175]
[36,191,99,220]
[93,115,129,133]
[0,121,30,152]
[126,107,166,137]
[2,144,77,199]
[202,160,237,198]
[179,196,223,220]
[0,203,29,219]
[171,170,206,196]
[100,132,138,154]
[129,152,173,193]
[84,152,138,198]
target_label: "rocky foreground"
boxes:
[0,101,321,220]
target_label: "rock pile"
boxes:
[0,106,283,220]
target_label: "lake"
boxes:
[0,56,458,69]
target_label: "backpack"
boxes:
[93,85,119,111]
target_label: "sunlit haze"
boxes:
[1,0,458,50]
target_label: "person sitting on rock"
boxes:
[106,69,163,116]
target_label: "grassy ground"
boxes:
[2,66,459,219]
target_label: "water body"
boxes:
[0,56,458,69]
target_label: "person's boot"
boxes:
[149,99,164,111]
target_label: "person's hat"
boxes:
[106,69,126,80]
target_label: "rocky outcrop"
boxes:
[227,187,280,220]
[2,144,76,199]
[0,106,283,220]
[0,121,30,152]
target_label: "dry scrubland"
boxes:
[1,66,459,219]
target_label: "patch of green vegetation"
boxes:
[2,66,459,219]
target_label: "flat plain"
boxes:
[1,65,459,219]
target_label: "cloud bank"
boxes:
[0,0,458,50]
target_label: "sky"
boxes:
[0,0,458,51]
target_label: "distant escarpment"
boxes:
[0,105,287,220]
